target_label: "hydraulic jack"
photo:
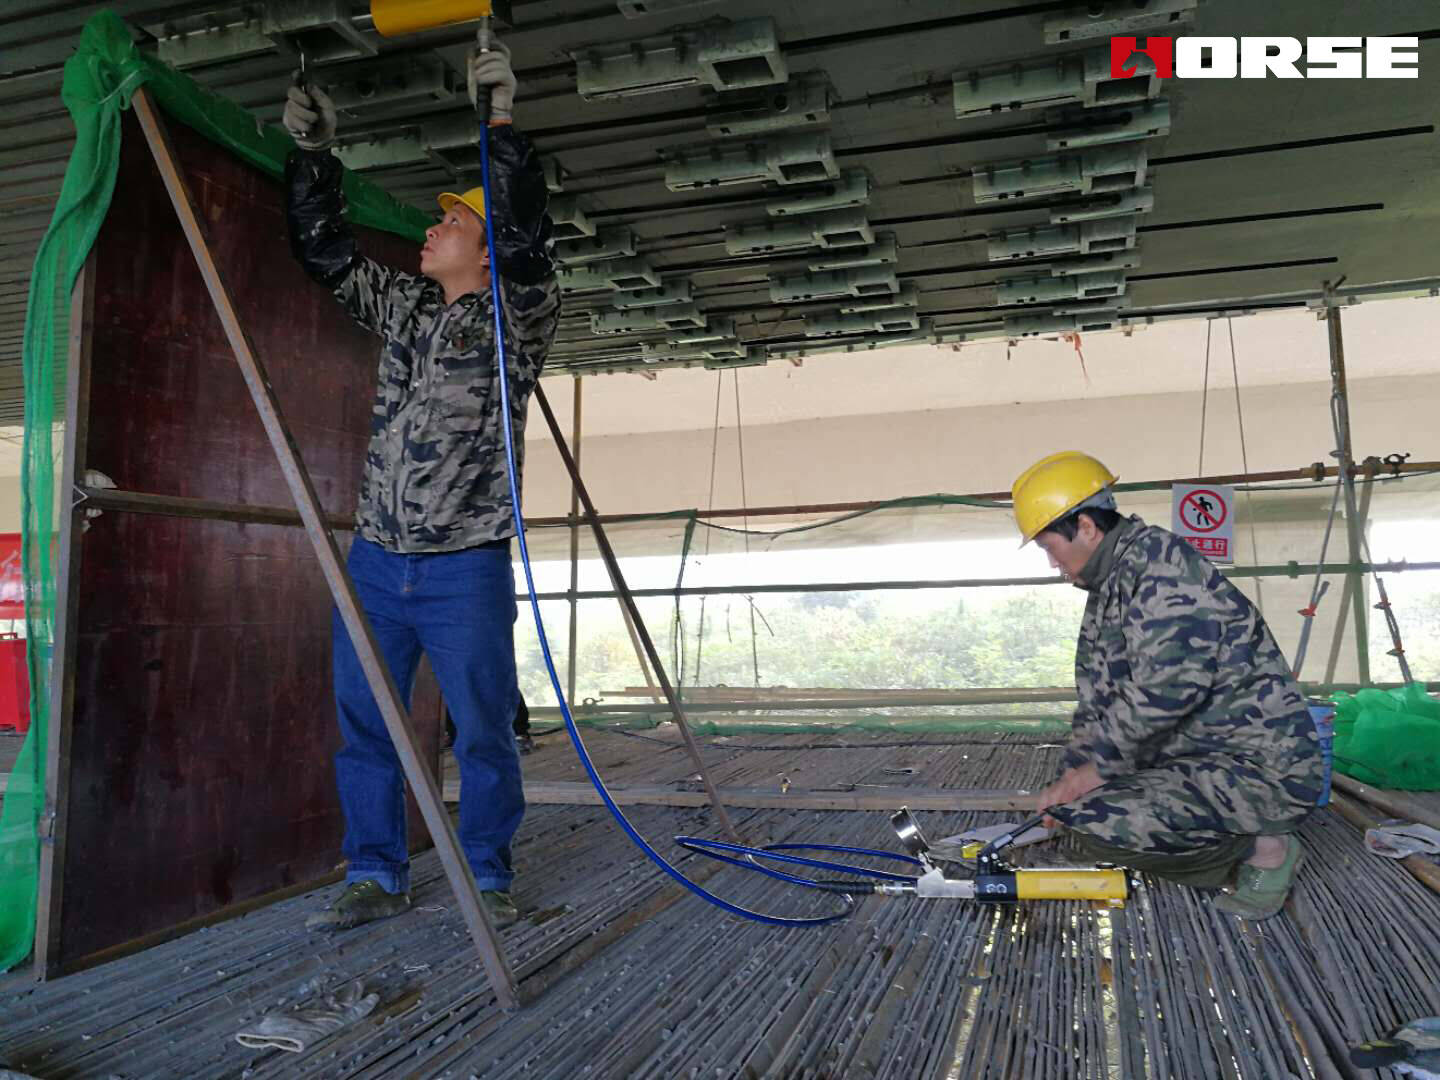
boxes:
[878,808,1130,907]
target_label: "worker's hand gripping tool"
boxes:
[472,13,495,126]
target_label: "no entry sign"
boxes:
[1171,484,1235,562]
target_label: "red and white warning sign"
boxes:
[1170,483,1235,562]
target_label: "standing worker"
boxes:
[281,41,560,931]
[1013,452,1324,919]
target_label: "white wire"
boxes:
[1227,318,1265,614]
[1197,319,1212,474]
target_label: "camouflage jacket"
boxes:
[285,127,561,553]
[1065,517,1321,802]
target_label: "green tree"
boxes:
[519,585,1087,707]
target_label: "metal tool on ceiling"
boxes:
[364,0,1130,923]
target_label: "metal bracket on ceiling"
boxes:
[705,73,833,138]
[591,302,706,335]
[768,265,899,304]
[574,18,787,101]
[148,14,274,68]
[809,235,899,271]
[1043,0,1199,45]
[262,0,376,63]
[1005,308,1122,340]
[988,217,1138,262]
[703,346,768,370]
[804,305,921,339]
[953,48,1161,121]
[725,207,874,257]
[617,0,725,19]
[149,4,382,88]
[664,133,838,191]
[323,53,458,113]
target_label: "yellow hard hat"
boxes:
[437,186,487,221]
[1011,451,1119,545]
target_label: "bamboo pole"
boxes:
[34,255,95,978]
[1330,773,1440,833]
[534,680,1439,714]
[1325,293,1372,685]
[566,376,582,707]
[617,602,663,704]
[514,561,1440,603]
[1328,791,1440,898]
[77,457,1440,534]
[441,779,1035,812]
[55,496,1440,599]
[519,460,1438,527]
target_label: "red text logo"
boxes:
[1111,36,1174,79]
[1110,36,1418,80]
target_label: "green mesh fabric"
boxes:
[0,11,431,973]
[1331,684,1440,790]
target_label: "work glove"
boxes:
[235,980,379,1053]
[468,39,517,124]
[283,83,337,150]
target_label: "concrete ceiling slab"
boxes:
[1,0,1439,421]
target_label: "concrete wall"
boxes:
[523,372,1440,518]
[0,477,19,533]
[520,370,1440,686]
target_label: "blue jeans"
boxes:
[333,536,524,894]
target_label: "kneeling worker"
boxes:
[281,43,560,930]
[1013,452,1323,919]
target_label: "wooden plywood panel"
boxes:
[51,110,442,968]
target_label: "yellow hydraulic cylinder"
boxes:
[371,0,492,37]
[1014,868,1129,905]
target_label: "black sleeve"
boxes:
[485,125,555,287]
[285,147,410,337]
[285,147,358,289]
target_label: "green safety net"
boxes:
[1331,684,1440,790]
[0,11,432,973]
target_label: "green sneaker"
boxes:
[1215,835,1304,920]
[305,879,411,932]
[480,890,520,929]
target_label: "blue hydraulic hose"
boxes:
[675,837,922,891]
[477,123,919,925]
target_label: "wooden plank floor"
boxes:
[3,730,1438,1079]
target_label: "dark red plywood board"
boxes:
[56,109,442,966]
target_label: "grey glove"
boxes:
[283,83,337,150]
[235,980,378,1053]
[468,40,517,123]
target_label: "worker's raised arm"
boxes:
[471,42,561,370]
[1088,534,1223,778]
[483,125,555,288]
[282,85,408,337]
[469,42,555,290]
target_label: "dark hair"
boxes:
[1041,506,1124,542]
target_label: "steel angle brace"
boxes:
[530,384,744,844]
[129,88,520,1009]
